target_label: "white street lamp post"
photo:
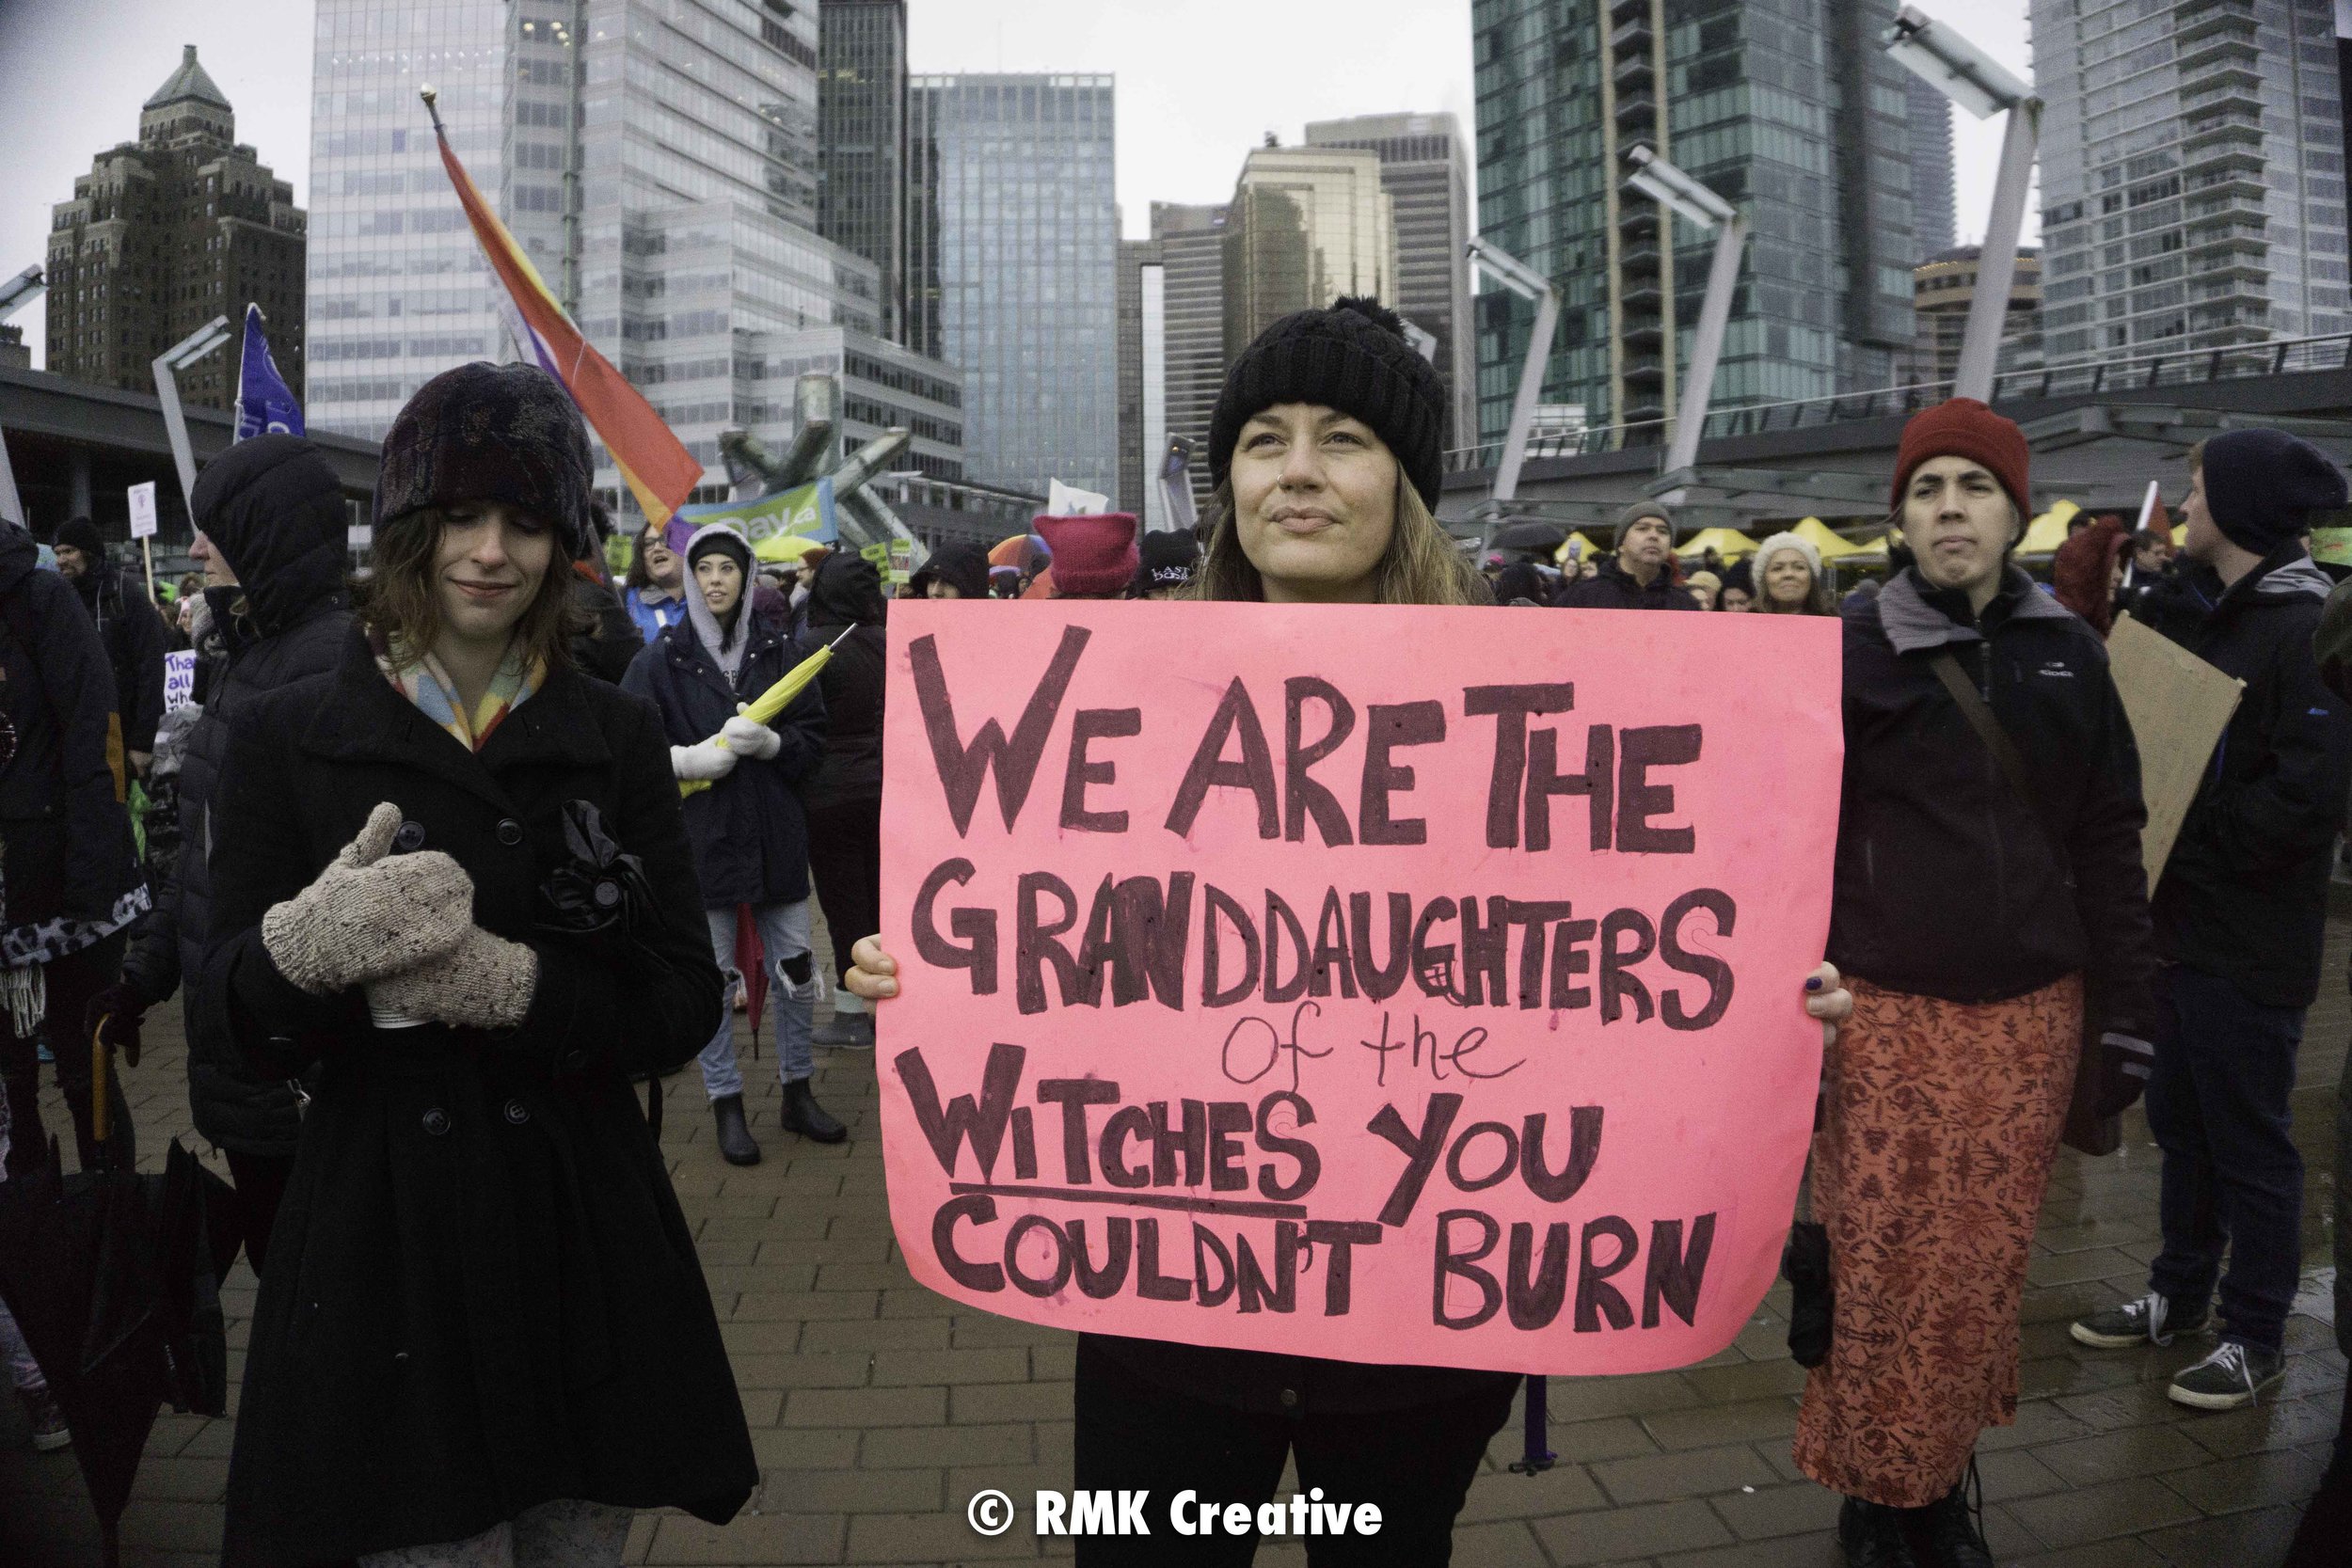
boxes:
[153,314,233,516]
[1467,235,1561,506]
[1626,147,1750,478]
[0,265,43,530]
[1882,5,2040,403]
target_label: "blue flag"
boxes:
[233,304,304,441]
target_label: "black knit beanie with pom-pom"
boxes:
[1207,296,1448,509]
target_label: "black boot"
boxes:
[711,1093,761,1165]
[780,1078,846,1144]
[1911,1473,1992,1568]
[1838,1497,1921,1568]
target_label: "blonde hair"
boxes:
[1194,476,1488,607]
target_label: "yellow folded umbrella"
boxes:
[680,626,856,797]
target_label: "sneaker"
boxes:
[2071,1291,2207,1350]
[2169,1339,2284,1411]
[812,1013,874,1050]
[23,1386,70,1451]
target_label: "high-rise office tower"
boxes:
[1305,113,1477,448]
[1152,201,1228,515]
[2034,0,2349,360]
[1471,0,1919,446]
[818,0,909,344]
[1909,78,1959,258]
[1118,236,1166,520]
[1914,245,2043,385]
[309,0,954,505]
[46,46,306,409]
[907,74,1120,498]
[1223,143,1396,360]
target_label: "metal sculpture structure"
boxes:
[716,372,930,568]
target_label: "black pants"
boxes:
[803,797,882,989]
[1072,1349,1516,1566]
[224,1148,295,1279]
[1,929,134,1176]
[2144,962,2305,1352]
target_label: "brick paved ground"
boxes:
[3,918,2344,1567]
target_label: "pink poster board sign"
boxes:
[877,602,1843,1376]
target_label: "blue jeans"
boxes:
[2144,962,2306,1354]
[700,901,815,1099]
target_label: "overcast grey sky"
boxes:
[0,0,2034,372]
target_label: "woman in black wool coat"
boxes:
[200,361,754,1568]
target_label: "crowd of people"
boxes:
[1,286,2349,1568]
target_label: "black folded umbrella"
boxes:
[0,1138,237,1568]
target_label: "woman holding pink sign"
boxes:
[847,298,1857,1566]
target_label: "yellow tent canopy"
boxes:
[1837,531,1895,563]
[1551,531,1604,565]
[1791,516,1869,559]
[2171,523,2186,546]
[1675,526,1762,559]
[753,531,826,564]
[2016,498,2081,556]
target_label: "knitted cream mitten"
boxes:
[262,803,477,995]
[368,926,540,1031]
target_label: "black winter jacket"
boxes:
[621,607,827,906]
[0,526,143,930]
[799,553,886,811]
[2140,544,2352,1007]
[202,630,750,1566]
[1552,554,1700,611]
[122,436,354,1154]
[71,557,169,754]
[1828,567,2154,1035]
[570,567,644,684]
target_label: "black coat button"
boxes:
[503,1100,530,1126]
[393,820,426,852]
[496,818,524,847]
[421,1107,451,1136]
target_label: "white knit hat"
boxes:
[1749,531,1823,598]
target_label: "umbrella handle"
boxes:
[90,1021,111,1145]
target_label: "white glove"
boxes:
[671,741,737,783]
[721,705,783,761]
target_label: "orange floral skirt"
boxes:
[1792,973,2082,1508]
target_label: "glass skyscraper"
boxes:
[1471,0,1921,447]
[2033,0,2349,361]
[818,0,909,344]
[907,73,1119,499]
[1223,144,1396,360]
[310,0,954,510]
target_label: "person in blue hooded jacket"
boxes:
[622,524,843,1161]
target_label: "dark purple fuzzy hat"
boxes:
[374,361,594,555]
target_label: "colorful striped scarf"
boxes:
[376,633,543,752]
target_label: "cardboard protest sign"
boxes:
[163,650,197,712]
[2107,614,2243,886]
[877,604,1843,1376]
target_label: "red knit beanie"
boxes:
[1036,513,1139,598]
[1891,399,2031,521]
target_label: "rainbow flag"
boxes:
[433,122,702,528]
